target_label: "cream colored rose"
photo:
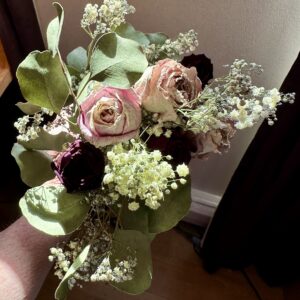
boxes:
[134,59,202,122]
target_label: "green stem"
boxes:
[57,50,82,113]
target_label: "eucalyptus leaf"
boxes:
[19,129,74,151]
[119,200,149,234]
[146,32,168,46]
[16,50,69,113]
[67,47,88,72]
[47,2,64,56]
[55,245,91,300]
[67,66,80,77]
[68,109,81,134]
[19,185,90,236]
[147,233,157,242]
[16,102,41,115]
[11,143,54,187]
[115,23,149,46]
[77,79,101,105]
[118,178,191,235]
[90,33,148,88]
[77,72,91,96]
[148,177,191,233]
[110,230,152,295]
[146,32,171,60]
[122,208,156,241]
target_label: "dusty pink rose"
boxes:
[78,87,141,147]
[196,122,236,159]
[134,58,202,122]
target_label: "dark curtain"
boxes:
[202,52,300,286]
[0,0,44,228]
[0,0,44,73]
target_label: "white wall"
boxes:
[34,0,300,197]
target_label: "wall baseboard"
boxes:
[184,188,221,227]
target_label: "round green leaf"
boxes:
[77,78,102,105]
[115,23,149,46]
[11,143,54,187]
[119,201,149,233]
[16,50,69,113]
[90,33,148,88]
[55,245,91,300]
[118,178,191,235]
[18,129,74,151]
[110,230,152,295]
[146,32,168,46]
[47,2,64,56]
[148,177,191,233]
[16,102,41,115]
[67,47,88,72]
[19,185,90,236]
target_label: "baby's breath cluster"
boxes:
[81,0,135,38]
[49,208,139,290]
[91,256,137,283]
[178,98,220,134]
[44,104,79,136]
[140,110,177,140]
[14,108,53,141]
[49,218,114,289]
[103,140,189,210]
[179,59,295,133]
[144,30,199,63]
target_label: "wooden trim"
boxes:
[0,39,12,96]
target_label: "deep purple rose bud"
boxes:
[146,128,198,166]
[181,54,213,87]
[51,140,105,193]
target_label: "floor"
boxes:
[37,229,286,300]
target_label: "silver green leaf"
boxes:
[115,23,149,46]
[17,51,69,113]
[90,33,148,88]
[16,102,41,115]
[19,129,74,151]
[119,178,191,234]
[119,200,149,234]
[76,72,91,99]
[55,245,91,300]
[67,47,88,72]
[148,177,191,233]
[77,78,102,105]
[19,185,90,236]
[145,32,168,46]
[16,50,69,113]
[110,230,152,295]
[11,143,54,187]
[115,23,168,47]
[47,2,64,56]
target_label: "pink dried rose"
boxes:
[134,58,202,122]
[78,87,142,147]
[196,122,236,159]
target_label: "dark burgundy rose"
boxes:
[181,54,213,87]
[51,140,105,193]
[146,128,197,166]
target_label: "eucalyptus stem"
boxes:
[57,50,82,113]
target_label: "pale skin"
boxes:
[0,217,61,300]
